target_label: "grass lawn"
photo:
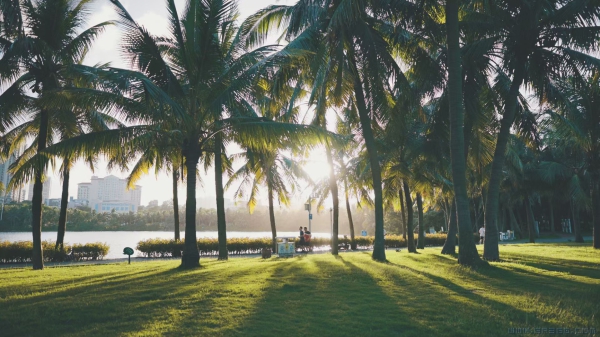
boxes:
[1,243,599,337]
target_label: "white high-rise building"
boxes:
[77,175,142,213]
[0,150,27,202]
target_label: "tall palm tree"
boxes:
[105,131,184,242]
[445,0,481,266]
[312,131,362,251]
[227,147,310,251]
[0,0,112,269]
[480,0,600,261]
[13,0,333,269]
[542,76,600,245]
[105,0,334,268]
[244,0,423,261]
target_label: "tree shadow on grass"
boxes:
[398,253,599,328]
[377,258,557,328]
[416,254,597,298]
[343,256,540,336]
[497,253,600,279]
[0,260,285,337]
[227,255,439,337]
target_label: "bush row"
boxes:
[0,241,110,263]
[136,233,480,258]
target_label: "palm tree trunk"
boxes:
[525,196,536,243]
[483,61,527,260]
[55,164,70,251]
[215,134,228,260]
[442,200,449,232]
[571,199,584,243]
[416,192,425,249]
[326,146,339,255]
[446,0,481,266]
[592,176,600,249]
[181,149,200,268]
[399,189,407,240]
[441,200,458,255]
[172,167,180,242]
[351,64,385,262]
[31,109,49,270]
[403,181,416,253]
[345,179,356,250]
[267,182,277,252]
[509,206,522,238]
[548,197,555,234]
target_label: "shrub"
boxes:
[0,241,109,263]
[136,233,481,258]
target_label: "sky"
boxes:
[45,0,333,208]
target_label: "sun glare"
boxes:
[303,160,329,182]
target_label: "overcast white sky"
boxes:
[49,0,332,208]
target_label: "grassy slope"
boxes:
[0,244,599,337]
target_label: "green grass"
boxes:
[1,244,599,337]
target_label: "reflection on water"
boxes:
[0,231,334,259]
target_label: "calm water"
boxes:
[0,231,333,259]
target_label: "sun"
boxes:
[302,156,329,182]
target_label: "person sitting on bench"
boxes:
[303,227,312,244]
[299,226,305,245]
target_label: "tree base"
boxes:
[372,245,387,262]
[482,250,499,261]
[441,247,456,255]
[458,245,482,267]
[181,251,200,268]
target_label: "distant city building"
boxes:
[77,175,142,213]
[0,148,27,203]
[148,200,159,207]
[45,198,62,208]
[67,196,88,209]
[27,178,51,203]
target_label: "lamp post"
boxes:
[0,191,6,221]
[304,194,319,232]
[330,207,333,247]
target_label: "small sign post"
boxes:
[123,247,134,264]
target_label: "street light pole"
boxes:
[0,191,6,221]
[330,207,333,245]
[309,195,312,232]
[305,195,312,233]
[304,194,320,233]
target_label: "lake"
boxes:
[0,231,334,259]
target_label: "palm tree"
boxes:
[12,0,333,269]
[105,131,184,242]
[0,0,112,269]
[105,0,336,268]
[445,0,481,266]
[245,0,425,261]
[312,135,363,251]
[544,74,600,248]
[227,147,310,252]
[480,0,600,261]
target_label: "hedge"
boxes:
[0,241,110,263]
[136,233,480,258]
